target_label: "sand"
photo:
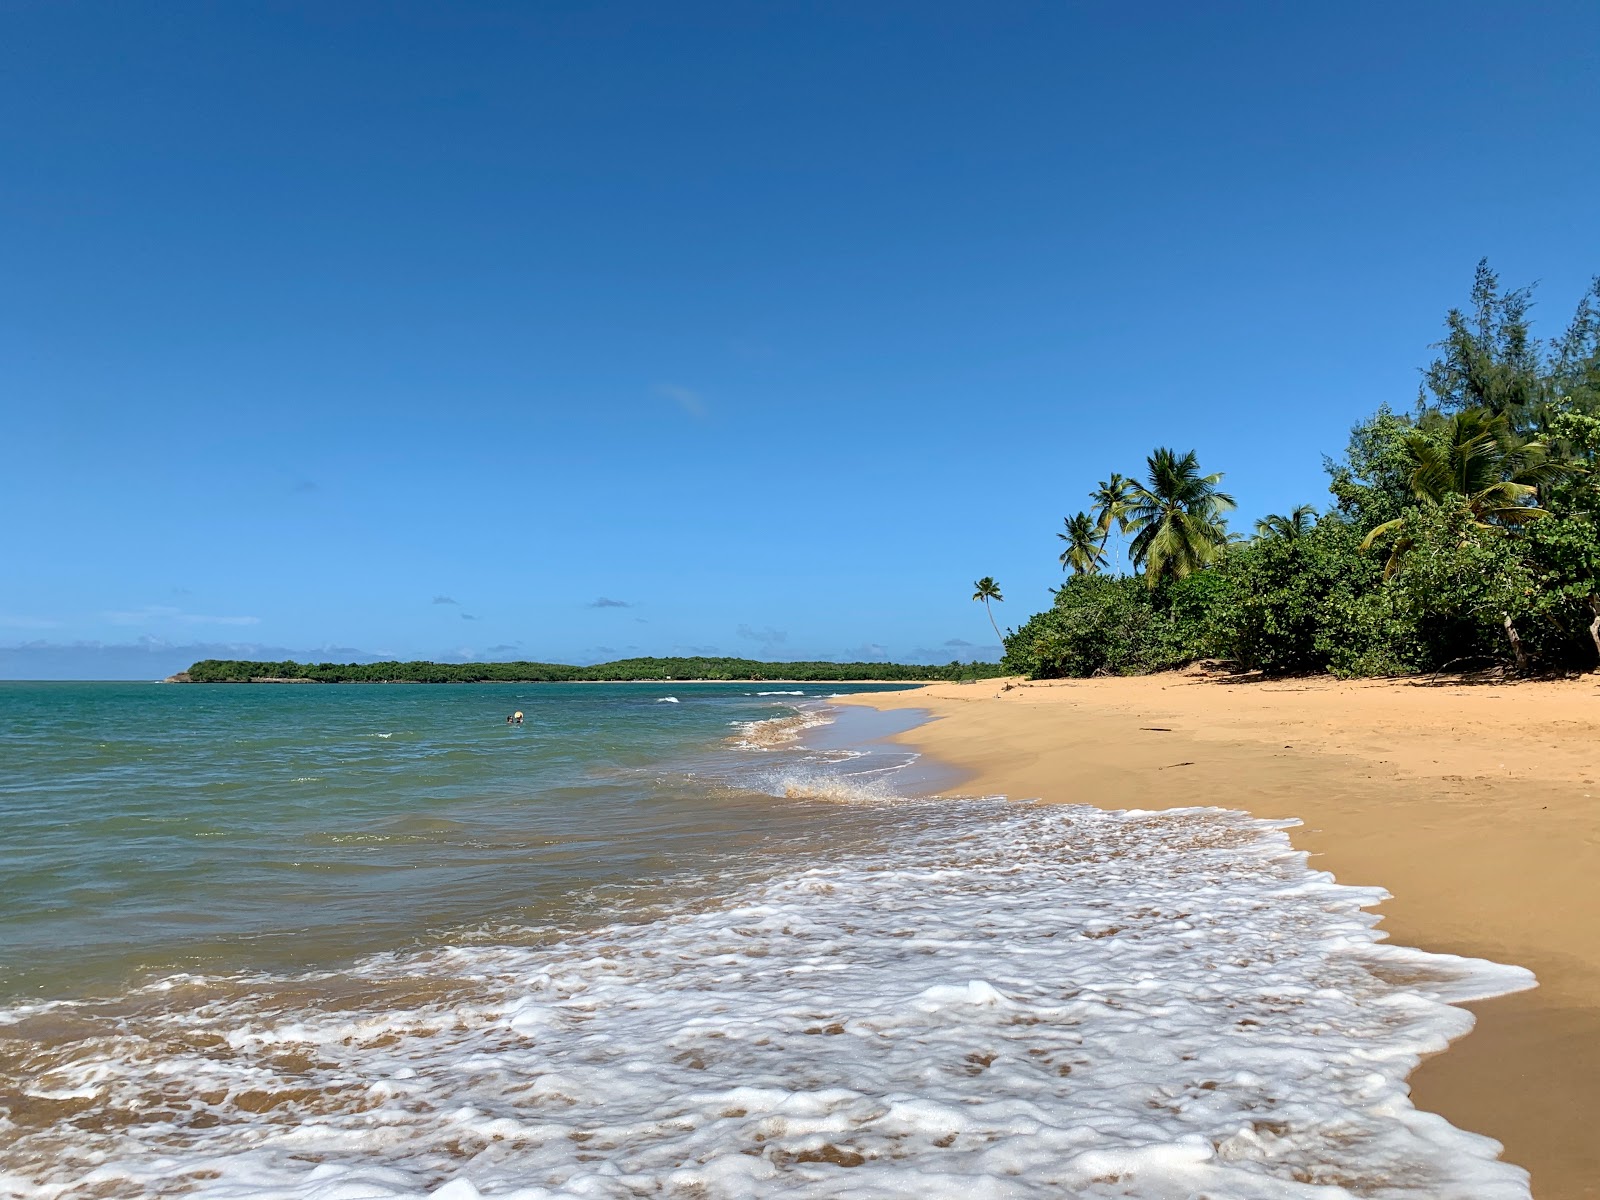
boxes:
[837,671,1600,1200]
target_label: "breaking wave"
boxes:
[0,802,1532,1200]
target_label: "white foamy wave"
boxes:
[760,766,906,804]
[756,690,805,696]
[727,706,832,750]
[0,804,1533,1200]
[656,696,680,704]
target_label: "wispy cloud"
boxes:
[913,641,1000,663]
[485,643,522,655]
[849,642,889,660]
[588,597,633,609]
[461,613,479,621]
[1,638,379,681]
[737,624,788,649]
[432,595,459,605]
[0,614,62,630]
[291,479,318,494]
[105,605,260,628]
[655,384,708,419]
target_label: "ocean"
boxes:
[0,681,1534,1199]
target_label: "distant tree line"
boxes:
[1003,261,1600,679]
[178,656,1005,684]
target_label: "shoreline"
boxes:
[836,672,1600,1200]
[155,676,944,686]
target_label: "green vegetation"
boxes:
[1003,261,1600,679]
[179,656,1005,684]
[1057,514,1105,576]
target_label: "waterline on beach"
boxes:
[0,684,1536,1199]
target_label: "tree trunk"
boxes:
[1503,614,1529,672]
[987,603,1004,647]
[1589,594,1600,664]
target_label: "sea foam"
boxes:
[727,706,832,750]
[0,801,1533,1200]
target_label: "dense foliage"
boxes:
[1004,262,1600,679]
[179,657,1005,684]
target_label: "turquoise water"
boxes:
[0,681,923,1000]
[0,682,1536,1198]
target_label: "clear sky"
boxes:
[3,2,1598,678]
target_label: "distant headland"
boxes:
[167,656,1005,684]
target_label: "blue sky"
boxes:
[3,2,1598,677]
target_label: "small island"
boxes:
[169,656,1004,684]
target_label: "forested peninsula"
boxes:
[172,657,1003,684]
[1001,262,1600,680]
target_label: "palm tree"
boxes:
[1124,448,1236,587]
[1254,504,1318,541]
[1090,473,1137,570]
[1058,512,1107,575]
[971,577,1005,644]
[1089,474,1136,544]
[1361,408,1561,576]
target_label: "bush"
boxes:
[1002,574,1226,678]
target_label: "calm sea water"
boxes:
[0,681,928,1000]
[0,682,1537,1199]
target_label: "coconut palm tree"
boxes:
[1254,504,1318,541]
[1124,448,1236,587]
[1089,474,1136,539]
[1361,408,1561,576]
[971,576,1005,644]
[1058,512,1107,575]
[1088,473,1136,570]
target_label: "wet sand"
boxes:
[838,672,1600,1199]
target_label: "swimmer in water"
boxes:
[513,711,524,726]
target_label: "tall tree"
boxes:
[1089,473,1136,569]
[971,576,1005,644]
[1548,277,1600,420]
[1058,512,1107,575]
[1254,504,1318,541]
[1124,448,1236,587]
[1424,259,1543,429]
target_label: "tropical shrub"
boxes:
[1003,262,1600,679]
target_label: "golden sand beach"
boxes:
[838,673,1600,1200]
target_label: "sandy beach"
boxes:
[838,672,1600,1200]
